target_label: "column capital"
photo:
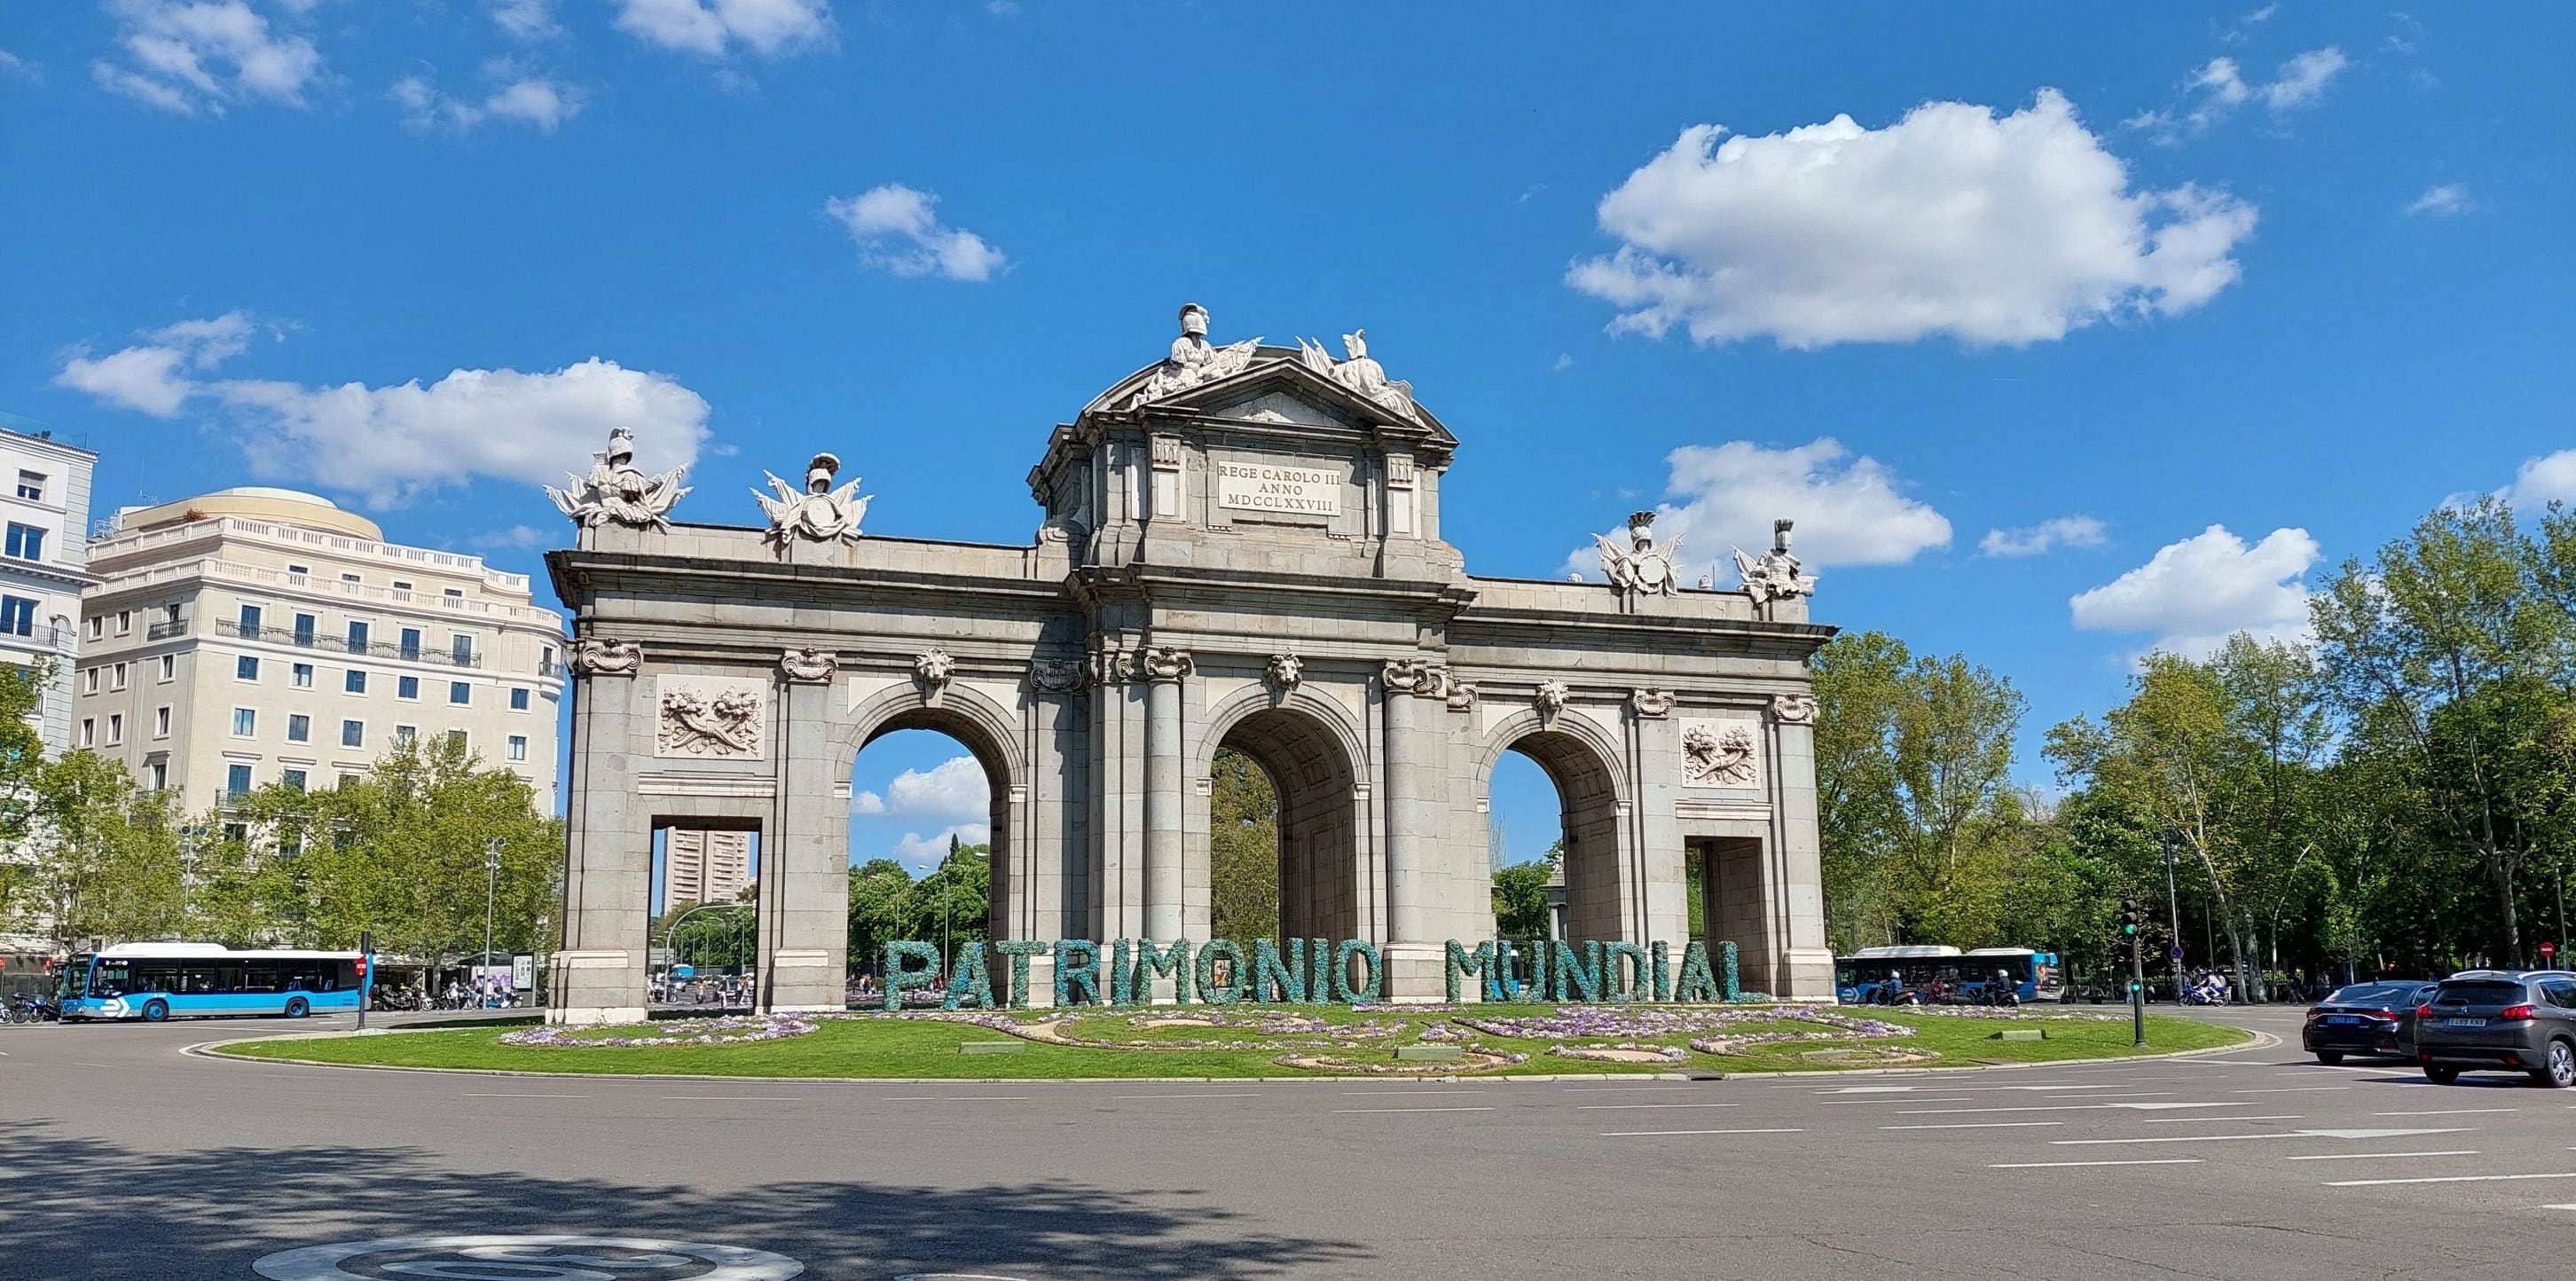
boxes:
[1771,692,1818,725]
[779,645,837,684]
[1140,646,1194,682]
[1381,657,1449,698]
[569,637,641,679]
[1630,688,1675,719]
[1027,657,1088,695]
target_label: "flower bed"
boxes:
[499,1014,820,1048]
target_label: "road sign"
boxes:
[2542,940,2557,962]
[2169,945,2184,961]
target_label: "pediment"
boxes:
[1132,355,1459,451]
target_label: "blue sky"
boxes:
[5,3,2569,874]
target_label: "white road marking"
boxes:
[2109,1101,2257,1111]
[1339,1089,1484,1096]
[2286,1151,2480,1161]
[1894,1102,2251,1116]
[2297,1128,2478,1140]
[1575,1103,1741,1110]
[1564,1086,1705,1092]
[1991,1159,2204,1168]
[2141,1114,2303,1124]
[1332,1106,1493,1114]
[1818,1097,1973,1106]
[1817,1085,1918,1094]
[2327,1172,2576,1188]
[460,1093,590,1098]
[2235,1086,2350,1093]
[659,1096,799,1101]
[1111,1093,1261,1100]
[945,1096,1028,1101]
[2373,1108,2517,1116]
[2055,1128,2470,1147]
[1600,1128,1802,1137]
[1881,1121,2065,1130]
[2045,1091,2174,1099]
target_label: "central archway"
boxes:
[1192,688,1368,947]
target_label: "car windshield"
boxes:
[2327,984,2415,1006]
[2433,980,2524,1005]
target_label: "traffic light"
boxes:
[2119,897,2142,936]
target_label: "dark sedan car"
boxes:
[2302,980,2439,1064]
[2415,971,2576,1088]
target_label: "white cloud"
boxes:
[393,61,584,135]
[53,311,259,415]
[2069,523,2319,656]
[92,0,325,116]
[853,755,990,821]
[2131,45,2347,143]
[2501,450,2576,508]
[1551,353,1574,373]
[888,824,990,871]
[1568,90,2258,350]
[825,184,1008,282]
[1562,437,1951,579]
[0,46,37,81]
[2406,184,2478,217]
[471,524,549,551]
[1980,515,2109,558]
[615,0,835,59]
[2260,46,2349,111]
[2242,4,2278,23]
[53,315,710,507]
[490,0,563,40]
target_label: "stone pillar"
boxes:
[766,648,847,1013]
[1379,658,1443,1002]
[1771,692,1833,1000]
[549,638,649,1026]
[1629,690,1688,947]
[1141,648,1191,942]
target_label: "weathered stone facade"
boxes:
[545,309,1835,1022]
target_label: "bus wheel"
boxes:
[284,996,310,1018]
[142,999,169,1023]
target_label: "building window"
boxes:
[148,760,167,790]
[444,588,464,600]
[393,725,415,748]
[345,669,367,694]
[14,470,43,502]
[341,573,361,585]
[223,821,247,843]
[292,662,314,688]
[226,764,252,798]
[393,580,412,593]
[240,603,264,632]
[294,613,317,646]
[116,609,132,635]
[110,663,128,690]
[510,687,530,711]
[4,523,46,560]
[287,713,310,743]
[282,768,308,792]
[444,729,467,752]
[86,615,103,640]
[154,706,171,738]
[399,627,422,660]
[449,681,470,706]
[106,713,122,745]
[342,719,365,748]
[397,675,419,700]
[236,655,260,681]
[82,668,99,695]
[232,708,257,737]
[507,735,528,762]
[346,620,370,653]
[451,633,473,664]
[287,563,309,578]
[338,772,360,788]
[158,655,177,682]
[79,718,94,748]
[541,645,557,671]
[0,596,35,637]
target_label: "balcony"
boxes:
[146,616,190,640]
[214,618,483,669]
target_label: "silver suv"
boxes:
[2414,970,2576,1088]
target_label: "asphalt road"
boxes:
[5,1005,2573,1280]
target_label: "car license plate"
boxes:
[2326,1016,2360,1026]
[2445,1017,2487,1027]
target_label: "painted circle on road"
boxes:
[252,1235,804,1281]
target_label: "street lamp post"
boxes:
[177,823,205,932]
[482,837,502,1002]
[2160,834,2183,1001]
[661,902,750,998]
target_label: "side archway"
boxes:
[1193,684,1370,942]
[830,680,1029,953]
[1477,708,1633,944]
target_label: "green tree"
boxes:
[1208,746,1280,946]
[18,750,188,949]
[846,857,914,972]
[1491,861,1552,937]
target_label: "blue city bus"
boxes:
[1835,946,2058,1004]
[57,943,364,1022]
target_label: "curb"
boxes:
[185,1020,2268,1086]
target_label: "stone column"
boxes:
[1379,658,1443,1002]
[1141,647,1191,943]
[1771,692,1833,1000]
[766,647,846,1013]
[549,638,649,1026]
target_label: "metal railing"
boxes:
[147,617,190,640]
[214,618,483,670]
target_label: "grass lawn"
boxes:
[213,1003,2250,1079]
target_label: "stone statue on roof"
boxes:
[754,451,871,551]
[1125,303,1263,410]
[547,426,690,530]
[1296,328,1418,422]
[1733,518,1817,606]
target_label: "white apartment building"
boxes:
[76,488,567,815]
[664,828,752,908]
[0,416,99,753]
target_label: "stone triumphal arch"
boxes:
[544,304,1834,1022]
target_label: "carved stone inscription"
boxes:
[1216,460,1344,517]
[656,675,767,760]
[1680,718,1761,790]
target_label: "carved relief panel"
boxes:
[1679,717,1762,790]
[654,675,769,760]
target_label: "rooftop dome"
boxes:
[209,486,342,508]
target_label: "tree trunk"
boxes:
[2491,851,2522,968]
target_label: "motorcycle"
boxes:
[6,993,61,1023]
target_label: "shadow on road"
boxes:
[0,1120,1369,1280]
